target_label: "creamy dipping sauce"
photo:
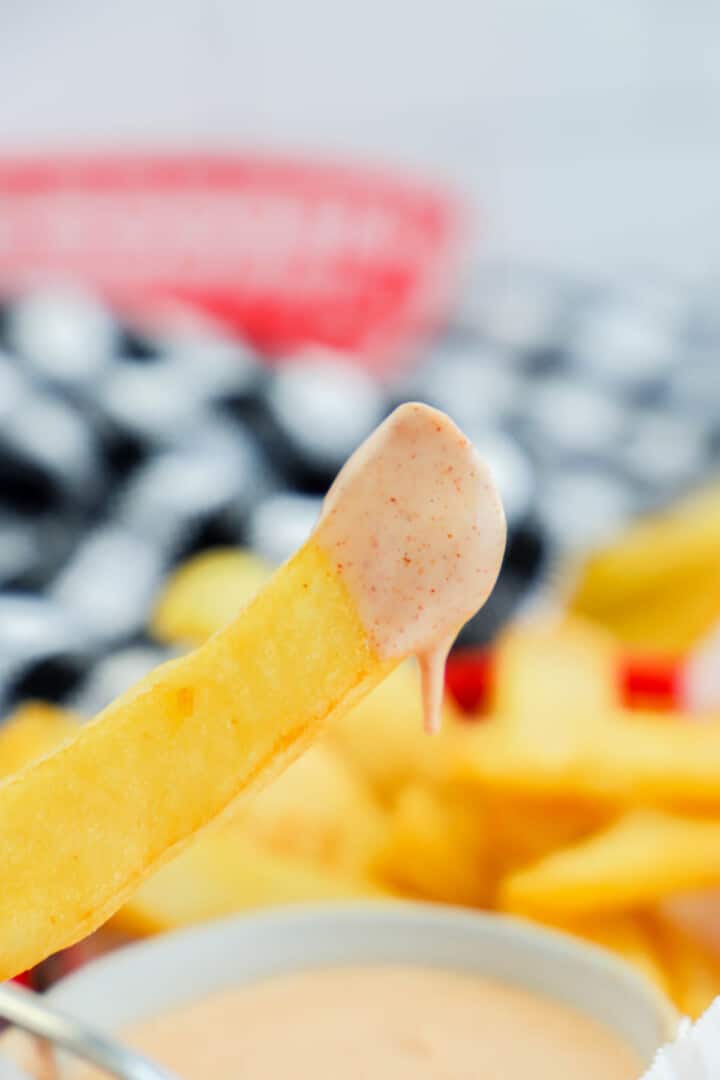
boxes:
[316,402,506,732]
[71,966,641,1079]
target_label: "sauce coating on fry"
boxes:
[316,403,506,732]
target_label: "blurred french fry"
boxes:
[535,912,672,999]
[375,783,490,906]
[329,662,462,802]
[484,793,609,878]
[579,913,672,998]
[500,811,720,918]
[0,702,79,776]
[651,913,720,1018]
[583,718,720,807]
[585,565,720,654]
[492,619,617,725]
[151,548,272,646]
[113,825,386,936]
[572,483,720,620]
[660,888,720,960]
[238,741,385,874]
[455,610,720,810]
[455,706,720,810]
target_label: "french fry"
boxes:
[112,825,385,936]
[453,611,720,809]
[0,542,396,979]
[329,663,462,803]
[483,793,609,878]
[453,710,596,801]
[456,704,720,810]
[581,718,720,807]
[238,741,385,874]
[571,482,720,620]
[5,704,384,937]
[500,810,720,918]
[0,702,79,775]
[0,402,506,978]
[584,565,720,653]
[375,783,490,906]
[151,548,272,646]
[491,619,617,725]
[579,914,672,999]
[660,888,720,959]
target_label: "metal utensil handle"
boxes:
[0,983,181,1080]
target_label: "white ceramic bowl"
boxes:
[47,902,676,1069]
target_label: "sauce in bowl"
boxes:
[71,965,641,1079]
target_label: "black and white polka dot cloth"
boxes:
[0,271,717,715]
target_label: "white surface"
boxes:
[642,1003,720,1078]
[1,1,720,276]
[46,903,675,1066]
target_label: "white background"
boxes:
[1,0,719,277]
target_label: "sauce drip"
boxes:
[315,403,506,731]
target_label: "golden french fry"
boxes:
[453,714,589,800]
[329,663,462,803]
[112,825,385,936]
[375,783,490,906]
[0,542,396,980]
[584,566,720,653]
[580,914,672,999]
[500,811,720,918]
[238,741,385,874]
[571,482,720,620]
[0,702,79,775]
[0,402,506,978]
[582,718,720,807]
[452,611,720,808]
[491,618,618,725]
[456,704,720,810]
[483,793,609,878]
[651,914,720,1018]
[660,888,720,959]
[151,548,272,646]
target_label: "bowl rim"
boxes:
[45,901,677,1047]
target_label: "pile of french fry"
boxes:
[5,485,720,1018]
